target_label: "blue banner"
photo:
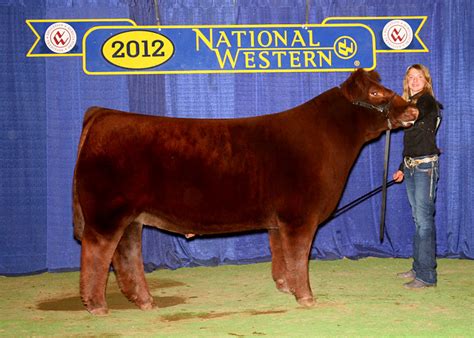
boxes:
[83,24,375,75]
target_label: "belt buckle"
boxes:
[405,157,416,168]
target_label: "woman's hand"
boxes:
[393,170,404,183]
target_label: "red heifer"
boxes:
[73,69,418,315]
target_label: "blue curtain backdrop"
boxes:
[0,0,472,275]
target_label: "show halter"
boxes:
[352,99,393,130]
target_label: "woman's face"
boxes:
[406,68,427,96]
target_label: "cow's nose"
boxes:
[408,106,419,120]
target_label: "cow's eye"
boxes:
[370,91,379,96]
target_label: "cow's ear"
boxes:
[367,70,381,82]
[341,69,363,101]
[354,68,371,83]
[347,68,364,85]
[352,68,364,77]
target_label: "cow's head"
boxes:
[340,69,418,130]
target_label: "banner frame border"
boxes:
[82,23,377,75]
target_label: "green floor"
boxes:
[1,258,473,337]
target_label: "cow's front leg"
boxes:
[112,222,154,310]
[268,229,290,294]
[279,219,317,307]
[80,228,120,315]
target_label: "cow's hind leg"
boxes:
[112,222,154,310]
[80,226,123,315]
[268,229,290,294]
[279,219,317,307]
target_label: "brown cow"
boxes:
[73,69,418,315]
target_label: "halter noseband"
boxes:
[353,97,394,130]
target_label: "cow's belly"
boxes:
[135,211,276,235]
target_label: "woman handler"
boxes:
[393,64,442,289]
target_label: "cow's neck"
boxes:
[314,87,387,164]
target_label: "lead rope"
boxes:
[380,128,391,242]
[329,180,395,220]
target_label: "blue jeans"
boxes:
[404,157,439,285]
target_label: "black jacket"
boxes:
[399,92,441,169]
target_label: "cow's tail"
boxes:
[73,107,110,241]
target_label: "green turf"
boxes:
[0,258,473,337]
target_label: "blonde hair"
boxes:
[402,64,435,101]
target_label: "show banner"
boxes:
[26,17,427,75]
[85,24,376,75]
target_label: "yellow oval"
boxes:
[102,30,174,70]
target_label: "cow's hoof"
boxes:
[297,297,315,307]
[275,279,291,294]
[88,306,109,316]
[138,301,156,311]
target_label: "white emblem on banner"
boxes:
[44,22,77,54]
[382,20,413,50]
